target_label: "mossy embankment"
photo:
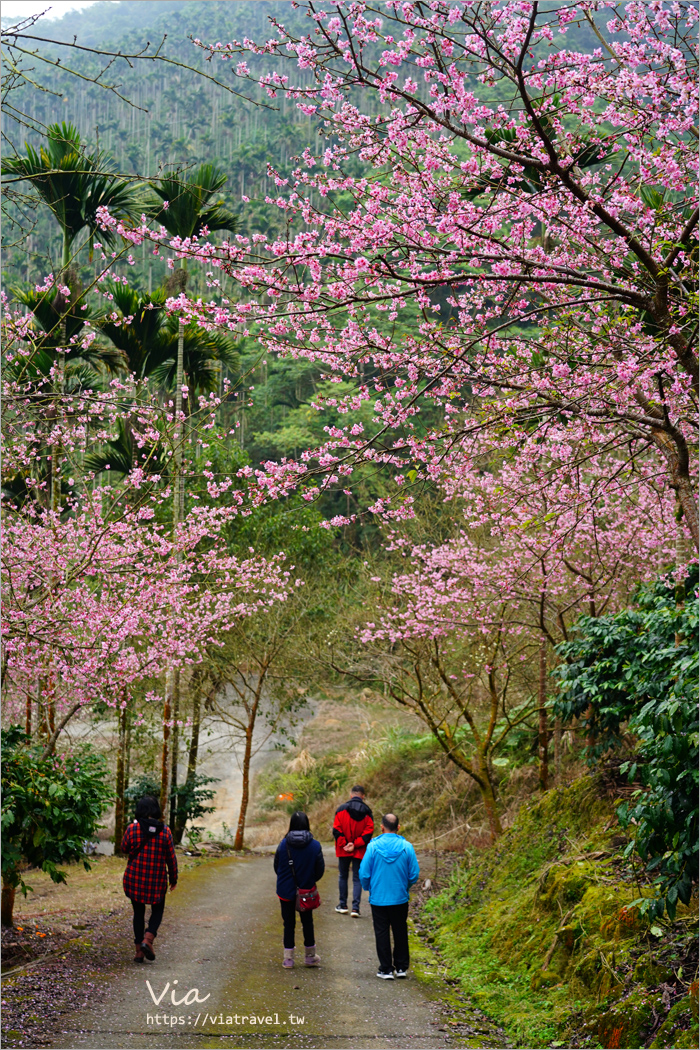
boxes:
[416,776,698,1050]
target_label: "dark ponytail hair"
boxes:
[288,811,310,832]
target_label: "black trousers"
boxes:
[370,902,410,973]
[131,898,166,943]
[337,856,362,910]
[280,897,315,949]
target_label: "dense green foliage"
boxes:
[1,725,113,893]
[554,572,699,918]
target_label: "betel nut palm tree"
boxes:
[145,165,238,823]
[2,122,136,510]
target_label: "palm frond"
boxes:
[145,164,238,239]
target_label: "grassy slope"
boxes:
[417,776,698,1050]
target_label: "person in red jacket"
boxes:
[121,795,178,963]
[333,785,374,917]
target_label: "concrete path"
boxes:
[51,851,450,1050]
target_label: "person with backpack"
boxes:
[121,795,178,963]
[332,784,374,917]
[359,812,420,979]
[273,811,325,969]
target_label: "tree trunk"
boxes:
[162,296,186,824]
[160,670,173,816]
[538,638,549,791]
[25,690,32,736]
[47,678,55,738]
[169,670,180,832]
[124,715,131,795]
[114,697,128,854]
[1,878,16,928]
[651,428,698,551]
[38,685,48,739]
[233,723,254,851]
[476,753,503,841]
[553,716,563,783]
[186,682,202,784]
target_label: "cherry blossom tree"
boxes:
[1,491,296,752]
[147,0,697,546]
[349,438,684,836]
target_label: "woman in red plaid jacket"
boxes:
[121,795,178,963]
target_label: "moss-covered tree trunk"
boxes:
[538,639,549,791]
[475,754,503,841]
[1,877,16,928]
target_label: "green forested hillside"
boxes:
[2,2,320,287]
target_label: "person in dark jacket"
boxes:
[121,795,178,963]
[333,785,374,916]
[273,811,325,968]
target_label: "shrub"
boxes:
[554,569,698,918]
[1,726,113,925]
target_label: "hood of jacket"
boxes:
[342,797,372,820]
[286,830,313,849]
[372,833,406,863]
[137,818,164,836]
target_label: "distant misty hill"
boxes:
[1,1,316,283]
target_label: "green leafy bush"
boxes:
[1,726,113,900]
[554,570,698,918]
[170,774,218,844]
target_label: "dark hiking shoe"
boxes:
[335,905,349,914]
[351,909,360,917]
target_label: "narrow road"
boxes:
[51,851,451,1050]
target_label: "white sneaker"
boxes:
[395,970,408,978]
[335,905,349,914]
[376,971,395,980]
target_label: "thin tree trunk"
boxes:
[47,677,55,738]
[186,680,202,783]
[114,696,128,854]
[125,714,131,795]
[1,878,16,928]
[25,689,32,736]
[234,723,254,851]
[538,638,549,791]
[41,700,83,757]
[160,669,173,816]
[675,499,687,644]
[169,670,180,832]
[553,716,562,783]
[162,293,185,823]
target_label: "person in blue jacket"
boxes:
[273,811,325,969]
[359,812,420,979]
